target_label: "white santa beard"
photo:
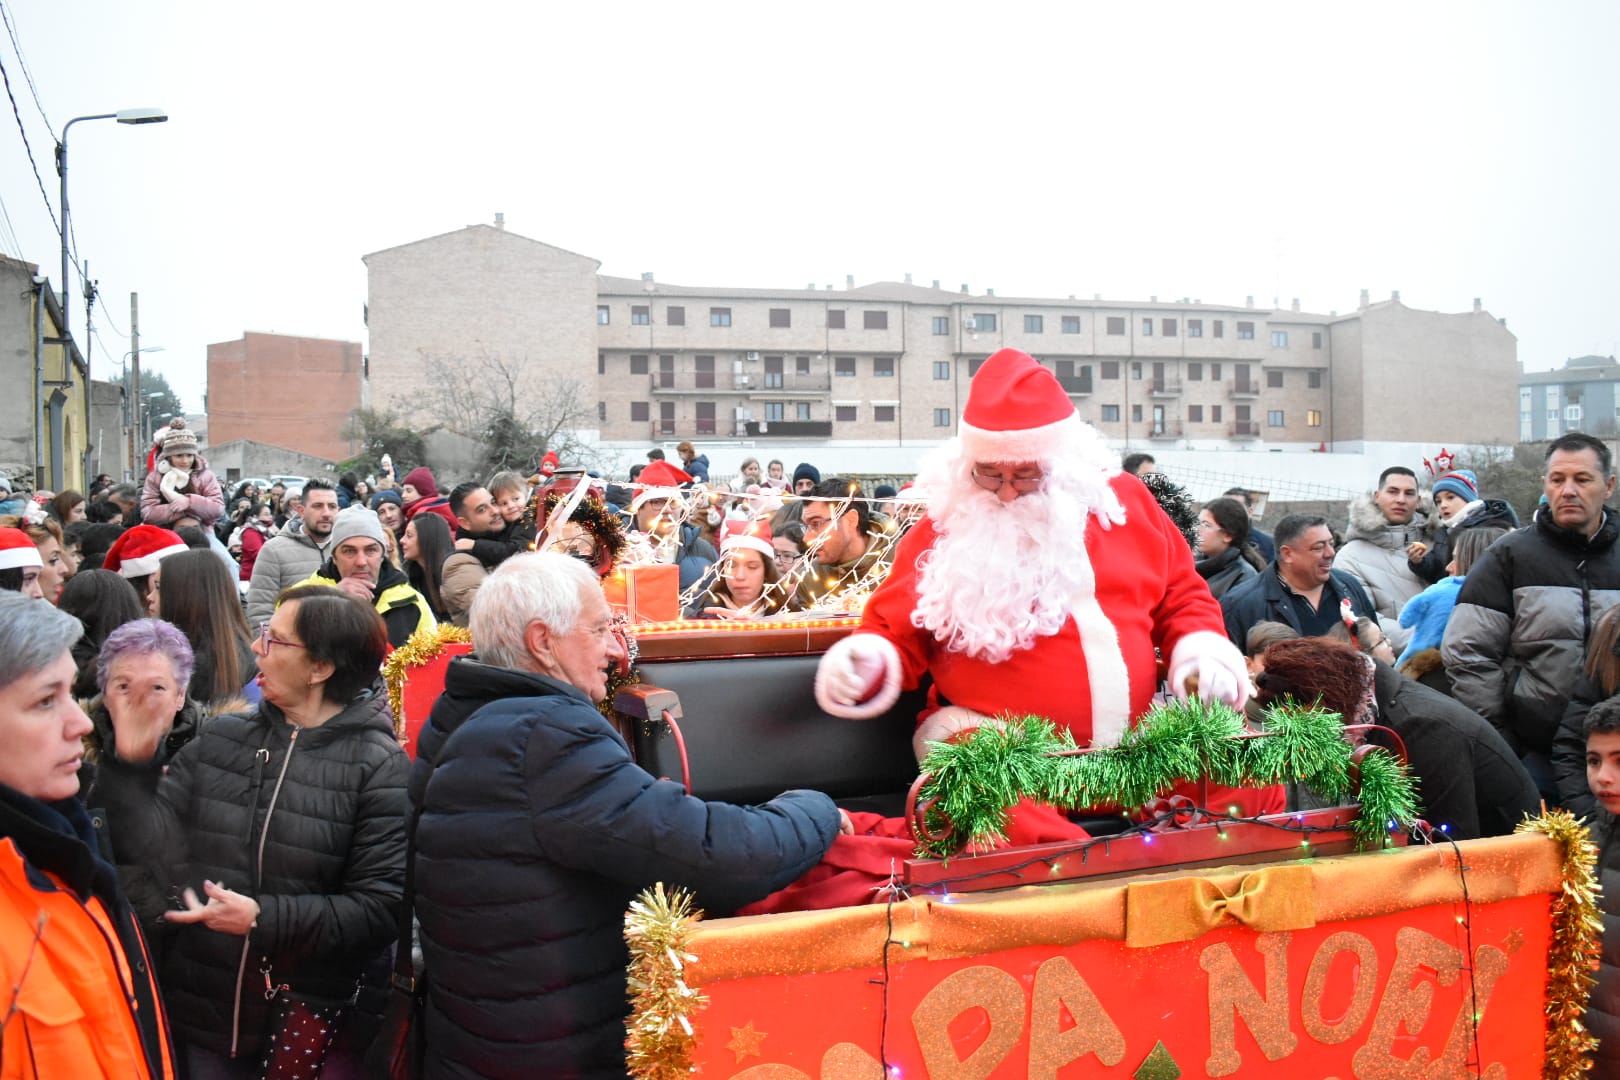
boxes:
[912,482,1094,664]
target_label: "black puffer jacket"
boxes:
[1590,815,1620,1078]
[409,657,840,1080]
[1442,507,1620,755]
[94,693,408,1058]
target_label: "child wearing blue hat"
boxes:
[1408,469,1519,584]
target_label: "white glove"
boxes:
[1167,630,1249,711]
[814,634,901,719]
[160,469,189,504]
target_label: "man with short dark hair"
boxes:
[294,505,434,647]
[1445,432,1620,800]
[1220,512,1378,649]
[440,483,516,626]
[1121,452,1156,477]
[245,478,339,630]
[800,477,889,602]
[1334,465,1431,650]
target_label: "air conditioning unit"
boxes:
[963,317,978,332]
[745,351,761,362]
[737,376,752,388]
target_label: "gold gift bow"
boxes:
[1125,864,1316,948]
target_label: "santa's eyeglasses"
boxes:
[970,469,1044,494]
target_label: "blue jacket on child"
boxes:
[1397,575,1464,667]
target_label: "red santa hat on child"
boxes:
[630,459,693,513]
[0,527,42,571]
[101,524,187,578]
[959,347,1082,462]
[539,450,560,477]
[719,518,774,560]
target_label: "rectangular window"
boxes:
[765,402,785,422]
[873,357,894,377]
[597,401,606,422]
[1237,321,1255,340]
[1271,330,1288,348]
[695,401,716,435]
[796,355,811,374]
[1106,316,1126,335]
[631,305,650,325]
[658,355,674,388]
[974,313,998,332]
[1101,405,1121,423]
[1062,315,1081,334]
[1101,361,1120,380]
[934,408,952,428]
[764,356,784,389]
[630,354,649,375]
[1312,331,1323,349]
[835,404,858,422]
[667,305,685,326]
[874,405,896,422]
[864,310,888,330]
[1162,318,1177,337]
[932,316,950,335]
[933,361,951,380]
[1567,403,1584,422]
[1142,318,1154,336]
[1211,405,1223,423]
[1188,319,1203,337]
[1307,409,1322,427]
[968,357,986,377]
[695,355,715,389]
[1211,363,1222,380]
[1131,362,1143,380]
[796,402,811,421]
[1267,369,1283,388]
[631,401,649,422]
[1188,404,1204,422]
[1236,405,1252,422]
[828,309,846,329]
[1132,404,1144,422]
[1024,314,1044,333]
[835,357,856,377]
[1214,320,1225,338]
[659,401,675,435]
[769,308,791,328]
[1308,370,1323,389]
[1268,409,1285,427]
[597,305,610,325]
[597,352,605,374]
[710,307,732,327]
[1187,362,1203,381]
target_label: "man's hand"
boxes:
[105,680,177,764]
[165,880,260,936]
[335,575,374,602]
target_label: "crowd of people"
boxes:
[7,365,1620,1074]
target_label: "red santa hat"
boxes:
[539,450,560,477]
[959,347,1081,462]
[719,518,774,560]
[101,524,187,578]
[630,459,693,512]
[0,527,42,571]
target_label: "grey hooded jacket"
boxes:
[244,516,327,630]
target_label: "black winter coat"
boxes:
[1220,564,1377,651]
[1551,675,1614,822]
[1408,498,1520,584]
[1590,815,1620,1077]
[1369,661,1539,840]
[408,657,841,1080]
[1442,507,1620,756]
[1195,546,1260,601]
[94,693,408,1058]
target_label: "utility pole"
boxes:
[130,292,142,478]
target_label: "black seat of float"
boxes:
[618,653,926,809]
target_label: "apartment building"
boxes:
[1519,355,1620,441]
[365,222,1519,457]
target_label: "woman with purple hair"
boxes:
[80,618,210,965]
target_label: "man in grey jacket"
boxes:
[1333,465,1431,651]
[244,478,339,629]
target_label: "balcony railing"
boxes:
[1148,421,1183,440]
[1149,379,1182,397]
[1230,379,1262,398]
[651,372,833,394]
[1058,375,1092,395]
[1230,420,1262,438]
[742,420,834,438]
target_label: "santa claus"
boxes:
[815,347,1261,811]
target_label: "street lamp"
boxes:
[55,107,168,333]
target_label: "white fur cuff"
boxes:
[815,633,903,720]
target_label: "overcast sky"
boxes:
[2,1,1616,414]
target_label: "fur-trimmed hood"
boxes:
[1342,491,1434,549]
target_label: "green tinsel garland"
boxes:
[1139,470,1200,552]
[915,698,1420,859]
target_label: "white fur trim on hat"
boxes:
[959,411,1082,464]
[629,487,685,514]
[117,543,187,579]
[0,537,41,571]
[720,534,776,560]
[814,633,903,720]
[1064,524,1132,747]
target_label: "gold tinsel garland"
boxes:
[381,623,473,741]
[1516,809,1601,1078]
[625,883,707,1080]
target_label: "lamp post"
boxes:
[121,345,163,480]
[55,107,168,334]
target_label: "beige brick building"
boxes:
[206,331,364,463]
[363,223,1519,461]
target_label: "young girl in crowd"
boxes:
[138,425,225,531]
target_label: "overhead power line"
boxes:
[0,2,53,140]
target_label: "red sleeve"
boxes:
[853,519,937,690]
[1114,476,1226,654]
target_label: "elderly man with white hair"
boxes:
[407,551,846,1078]
[815,347,1279,834]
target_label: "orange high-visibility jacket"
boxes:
[0,836,176,1079]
